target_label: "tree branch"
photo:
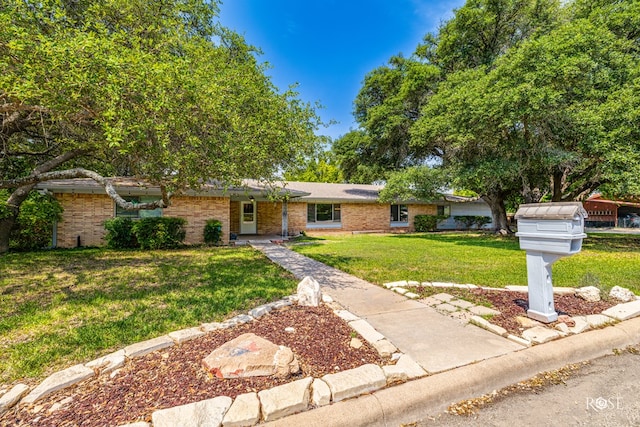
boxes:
[1,168,172,210]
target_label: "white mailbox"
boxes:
[515,202,588,323]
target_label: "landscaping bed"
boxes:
[1,304,387,427]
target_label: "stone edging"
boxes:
[383,280,640,347]
[0,295,426,427]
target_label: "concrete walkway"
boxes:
[251,242,523,374]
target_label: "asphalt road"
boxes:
[413,348,640,427]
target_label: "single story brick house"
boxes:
[37,178,493,248]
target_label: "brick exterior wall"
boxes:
[54,193,113,247]
[257,201,282,235]
[287,202,308,236]
[53,193,437,248]
[54,194,230,248]
[164,196,230,245]
[287,202,437,234]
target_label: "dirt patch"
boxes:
[1,304,388,427]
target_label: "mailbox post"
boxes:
[515,202,588,323]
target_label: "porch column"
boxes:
[282,200,288,237]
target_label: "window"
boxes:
[437,205,450,216]
[390,204,408,223]
[115,196,163,219]
[307,203,341,223]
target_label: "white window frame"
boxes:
[307,203,342,229]
[390,204,409,226]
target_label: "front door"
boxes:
[240,201,257,234]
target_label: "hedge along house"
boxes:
[37,178,492,248]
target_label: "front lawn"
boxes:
[0,247,297,384]
[291,232,640,293]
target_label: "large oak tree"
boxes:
[0,0,320,252]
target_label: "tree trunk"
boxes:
[482,193,511,233]
[0,184,35,254]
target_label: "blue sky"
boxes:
[218,0,465,140]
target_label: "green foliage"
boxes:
[454,216,492,229]
[0,0,321,252]
[379,166,447,203]
[131,217,186,250]
[1,191,63,250]
[203,219,223,245]
[283,149,344,183]
[414,214,448,232]
[103,218,137,249]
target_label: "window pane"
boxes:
[333,204,341,222]
[307,204,315,223]
[390,205,399,222]
[316,204,332,221]
[139,196,162,218]
[116,197,140,218]
[243,202,254,222]
[400,205,408,222]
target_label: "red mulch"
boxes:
[470,288,618,336]
[1,304,387,427]
[0,291,622,427]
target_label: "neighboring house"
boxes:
[37,178,493,248]
[583,194,640,228]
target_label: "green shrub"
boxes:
[414,214,448,232]
[2,191,63,250]
[204,219,223,245]
[132,217,186,249]
[104,217,137,249]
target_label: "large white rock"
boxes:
[0,384,29,414]
[297,276,322,307]
[21,364,94,405]
[321,364,386,402]
[609,286,636,303]
[383,365,408,384]
[575,286,601,302]
[602,300,640,321]
[222,392,260,427]
[394,354,427,379]
[372,339,397,357]
[85,350,126,374]
[123,335,174,358]
[258,377,313,421]
[152,396,232,427]
[522,326,561,344]
[311,378,331,407]
[202,333,299,379]
[348,319,385,344]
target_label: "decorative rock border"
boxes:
[384,280,640,347]
[1,293,425,427]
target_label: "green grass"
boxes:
[291,232,640,293]
[0,247,297,384]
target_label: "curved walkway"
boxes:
[251,242,523,374]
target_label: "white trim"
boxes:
[306,223,342,229]
[390,222,409,228]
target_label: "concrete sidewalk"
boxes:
[252,242,640,427]
[251,242,523,374]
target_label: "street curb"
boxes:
[264,316,640,427]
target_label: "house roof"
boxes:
[36,178,310,200]
[585,194,640,208]
[282,181,383,203]
[37,177,481,205]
